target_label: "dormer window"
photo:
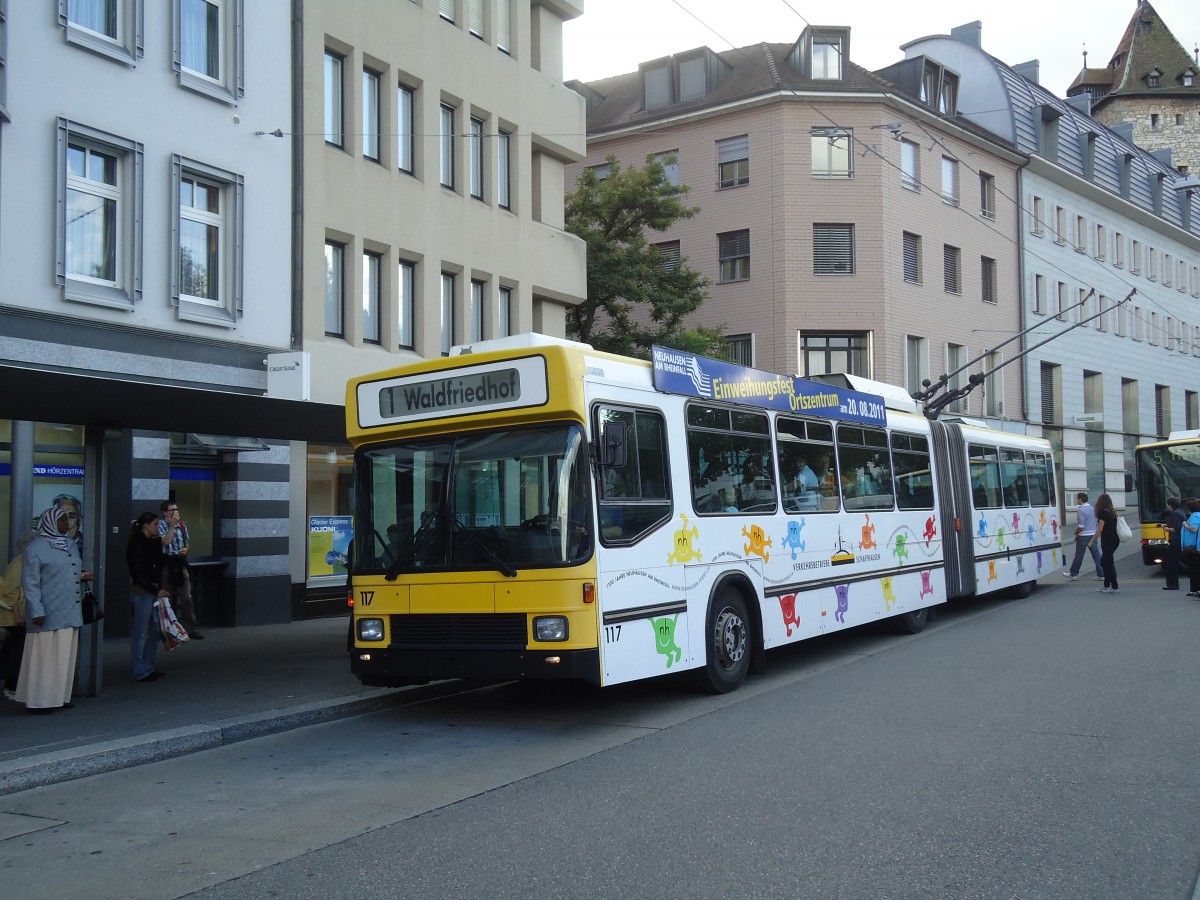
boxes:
[679,55,706,101]
[938,73,958,114]
[917,61,958,116]
[812,36,842,79]
[640,49,729,111]
[644,61,672,110]
[1146,67,1163,88]
[1183,68,1195,87]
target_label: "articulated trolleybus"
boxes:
[347,335,1058,693]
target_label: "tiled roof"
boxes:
[1098,0,1198,100]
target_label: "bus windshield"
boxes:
[1136,442,1200,523]
[354,423,592,576]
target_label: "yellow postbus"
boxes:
[346,335,1058,693]
[1134,432,1200,565]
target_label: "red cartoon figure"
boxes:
[858,514,877,551]
[923,516,937,547]
[778,593,800,637]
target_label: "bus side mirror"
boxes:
[601,420,628,468]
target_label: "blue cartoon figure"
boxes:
[977,512,988,539]
[834,584,850,623]
[648,614,682,668]
[781,518,807,560]
[1026,523,1035,545]
[892,532,909,564]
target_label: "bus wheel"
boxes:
[696,587,751,694]
[1008,580,1036,599]
[893,607,929,635]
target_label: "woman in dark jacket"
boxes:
[1089,493,1120,593]
[126,512,168,682]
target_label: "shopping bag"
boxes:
[155,596,190,650]
[1115,515,1133,543]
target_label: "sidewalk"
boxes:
[0,541,1163,795]
[0,615,449,795]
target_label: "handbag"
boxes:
[155,596,190,650]
[1115,515,1133,543]
[82,584,104,624]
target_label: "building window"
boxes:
[324,51,344,147]
[497,129,511,209]
[174,0,243,102]
[980,256,997,303]
[59,0,144,65]
[1155,384,1171,438]
[440,272,455,354]
[726,334,753,366]
[397,84,414,174]
[1040,362,1061,425]
[979,172,995,219]
[498,285,512,337]
[1033,274,1046,314]
[902,232,921,284]
[496,0,511,54]
[656,240,681,273]
[1095,224,1107,260]
[1053,205,1067,244]
[398,259,414,349]
[900,139,919,191]
[811,36,842,79]
[62,139,119,285]
[439,0,455,23]
[984,351,1002,417]
[467,0,484,38]
[1147,246,1158,281]
[1179,260,1188,292]
[1164,253,1173,286]
[655,151,680,187]
[362,251,380,343]
[906,336,928,397]
[171,155,242,324]
[1075,215,1087,253]
[802,333,869,377]
[643,62,671,110]
[439,104,456,189]
[717,135,749,189]
[943,244,960,293]
[469,116,484,199]
[813,223,854,275]
[1056,282,1068,321]
[1188,392,1199,430]
[718,230,750,282]
[1031,196,1045,236]
[811,129,852,178]
[946,343,967,413]
[362,69,381,161]
[1114,231,1125,267]
[324,241,344,336]
[468,279,485,342]
[940,156,958,205]
[679,56,706,100]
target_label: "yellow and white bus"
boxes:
[346,335,1059,693]
[1134,432,1200,566]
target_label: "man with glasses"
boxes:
[159,500,203,640]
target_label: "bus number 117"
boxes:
[604,624,621,643]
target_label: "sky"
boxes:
[562,0,1200,98]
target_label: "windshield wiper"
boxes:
[452,516,517,577]
[385,509,439,582]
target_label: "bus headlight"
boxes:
[356,618,385,642]
[534,616,568,642]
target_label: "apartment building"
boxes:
[907,22,1200,509]
[567,26,1025,422]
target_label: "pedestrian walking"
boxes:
[1089,493,1120,593]
[127,512,169,682]
[1161,497,1186,591]
[1063,491,1103,580]
[158,500,203,640]
[16,505,90,713]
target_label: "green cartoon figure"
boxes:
[892,532,909,563]
[667,514,702,565]
[649,614,682,668]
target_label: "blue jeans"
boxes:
[131,592,160,680]
[1069,534,1103,576]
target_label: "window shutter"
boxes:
[467,0,483,35]
[657,242,681,272]
[439,0,455,23]
[943,245,959,292]
[717,135,749,163]
[1040,363,1055,424]
[813,224,853,274]
[903,233,919,282]
[719,230,749,259]
[495,0,511,52]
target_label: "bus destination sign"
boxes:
[358,355,549,427]
[650,346,887,427]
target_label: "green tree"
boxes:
[566,154,725,358]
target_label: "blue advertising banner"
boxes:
[650,346,888,427]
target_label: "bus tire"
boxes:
[893,607,929,634]
[694,585,752,694]
[1008,579,1036,599]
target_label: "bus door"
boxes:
[929,420,975,599]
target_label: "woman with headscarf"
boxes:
[17,505,90,713]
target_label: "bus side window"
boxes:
[1000,448,1029,507]
[1025,452,1051,506]
[776,417,836,513]
[837,425,894,511]
[968,444,1002,508]
[597,406,672,544]
[892,432,934,510]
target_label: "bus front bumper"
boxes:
[351,646,601,687]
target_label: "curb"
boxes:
[0,687,415,796]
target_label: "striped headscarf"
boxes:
[36,506,75,552]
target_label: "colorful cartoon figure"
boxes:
[987,560,998,582]
[1026,524,1035,545]
[997,525,1007,550]
[881,576,896,611]
[742,523,772,562]
[648,614,682,668]
[977,513,988,539]
[919,571,933,599]
[923,516,937,547]
[781,518,807,560]
[893,532,909,563]
[834,584,850,623]
[1051,518,1059,539]
[778,594,800,637]
[1036,550,1044,574]
[1038,510,1047,530]
[1016,556,1026,575]
[667,514,702,565]
[1012,512,1020,533]
[858,514,877,551]
[1052,548,1059,567]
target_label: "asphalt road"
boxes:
[2,574,1198,899]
